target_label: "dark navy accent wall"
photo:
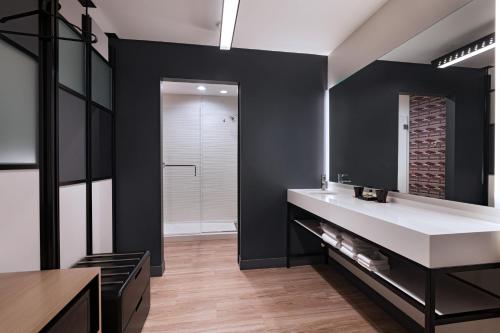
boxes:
[110,39,327,273]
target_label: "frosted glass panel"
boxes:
[92,107,112,179]
[58,21,85,94]
[59,89,86,182]
[0,38,37,164]
[92,51,112,109]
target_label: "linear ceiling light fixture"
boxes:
[432,33,495,68]
[219,0,240,50]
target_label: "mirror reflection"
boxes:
[330,0,495,206]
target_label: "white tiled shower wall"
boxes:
[162,94,238,234]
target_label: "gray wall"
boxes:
[110,39,327,274]
[330,60,487,205]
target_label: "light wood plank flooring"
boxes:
[143,235,408,333]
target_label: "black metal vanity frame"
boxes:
[286,203,500,333]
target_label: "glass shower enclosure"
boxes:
[161,81,238,236]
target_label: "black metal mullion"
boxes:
[39,0,60,270]
[0,164,38,170]
[83,13,93,255]
[91,100,113,114]
[58,82,87,100]
[0,33,38,60]
[424,269,436,333]
[59,179,87,187]
[110,44,117,253]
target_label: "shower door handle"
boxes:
[163,163,197,176]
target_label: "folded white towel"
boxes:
[321,223,341,240]
[358,260,390,272]
[341,237,369,248]
[340,232,355,242]
[321,233,341,249]
[340,246,356,260]
[341,242,374,253]
[357,252,388,266]
[323,229,340,241]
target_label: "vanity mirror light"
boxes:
[330,0,495,206]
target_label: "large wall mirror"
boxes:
[330,0,495,206]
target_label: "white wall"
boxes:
[0,170,40,273]
[397,95,409,193]
[92,179,113,253]
[200,96,238,223]
[328,0,472,87]
[59,183,87,268]
[162,94,238,226]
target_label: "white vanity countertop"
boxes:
[288,188,500,268]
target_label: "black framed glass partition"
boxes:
[91,106,112,180]
[58,19,85,95]
[0,37,38,166]
[58,89,86,183]
[0,0,114,268]
[92,50,112,110]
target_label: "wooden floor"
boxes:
[143,235,408,333]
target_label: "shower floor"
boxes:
[164,222,237,236]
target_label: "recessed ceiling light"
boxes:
[219,0,240,50]
[197,86,206,91]
[220,90,228,94]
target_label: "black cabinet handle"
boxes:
[135,296,143,312]
[134,266,142,280]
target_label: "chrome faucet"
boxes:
[321,174,328,190]
[337,173,351,184]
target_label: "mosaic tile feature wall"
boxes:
[409,95,446,199]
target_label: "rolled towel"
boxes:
[340,246,356,260]
[322,233,341,249]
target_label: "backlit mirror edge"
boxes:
[326,0,499,209]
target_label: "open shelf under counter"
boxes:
[293,219,323,238]
[292,217,500,318]
[372,265,500,316]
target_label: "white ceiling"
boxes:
[92,0,387,55]
[380,0,495,68]
[161,81,239,96]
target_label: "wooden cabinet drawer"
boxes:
[75,251,151,333]
[124,282,151,333]
[43,290,91,333]
[121,255,150,329]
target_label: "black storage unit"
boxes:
[74,251,151,333]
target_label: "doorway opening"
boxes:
[398,94,450,200]
[160,80,239,237]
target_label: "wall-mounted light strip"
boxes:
[432,33,495,68]
[495,0,499,208]
[219,0,240,50]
